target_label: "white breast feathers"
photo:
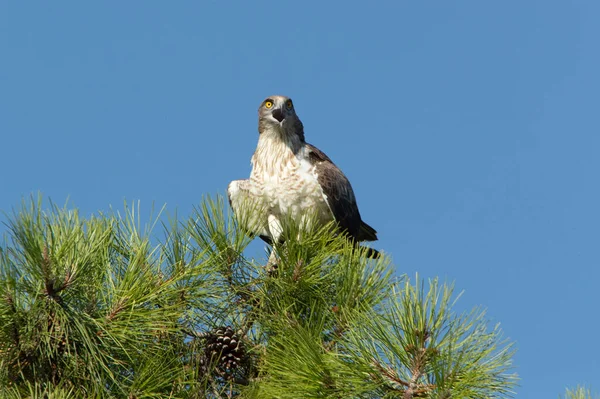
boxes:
[249,139,333,240]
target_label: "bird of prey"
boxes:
[228,95,379,262]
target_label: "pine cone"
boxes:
[202,326,247,380]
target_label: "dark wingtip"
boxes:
[358,221,378,242]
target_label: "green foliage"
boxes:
[342,279,516,398]
[0,195,518,398]
[562,386,599,399]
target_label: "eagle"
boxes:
[228,95,379,263]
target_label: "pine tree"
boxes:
[562,386,599,399]
[0,195,520,398]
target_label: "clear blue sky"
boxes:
[1,2,598,396]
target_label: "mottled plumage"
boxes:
[228,95,378,258]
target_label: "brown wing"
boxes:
[305,144,377,242]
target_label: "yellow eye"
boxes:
[265,100,273,108]
[286,100,293,109]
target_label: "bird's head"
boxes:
[258,95,305,142]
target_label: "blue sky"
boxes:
[1,2,598,396]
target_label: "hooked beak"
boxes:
[272,108,285,123]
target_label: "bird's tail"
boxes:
[363,246,380,259]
